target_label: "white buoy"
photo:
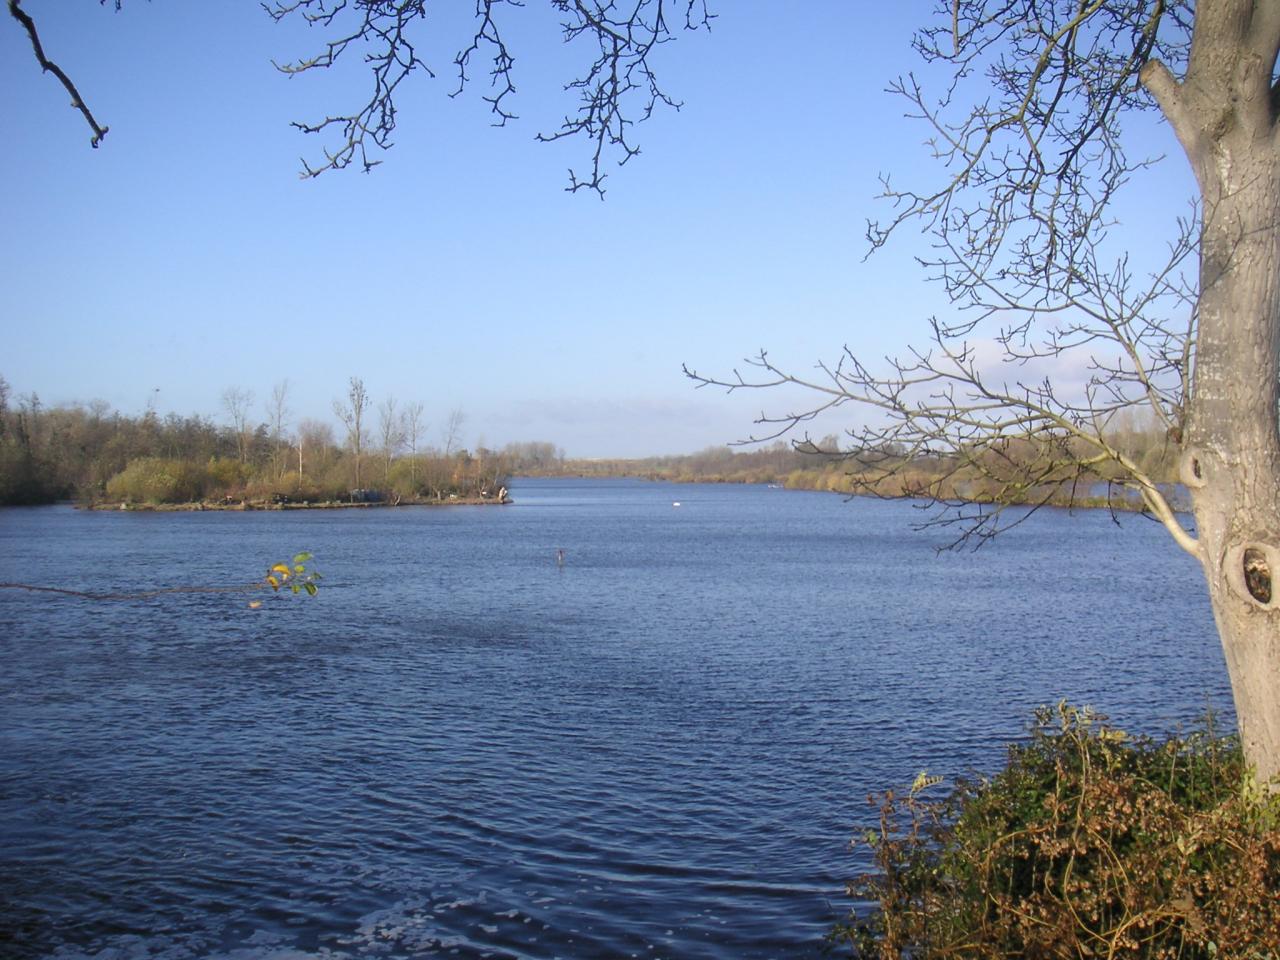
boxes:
[672,501,681,507]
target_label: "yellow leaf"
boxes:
[266,575,280,590]
[910,770,943,796]
[272,563,291,577]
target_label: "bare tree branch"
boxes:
[17,0,710,192]
[689,0,1201,554]
[265,0,712,193]
[8,0,113,148]
[535,0,713,196]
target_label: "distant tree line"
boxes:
[1,367,1173,509]
[550,420,1179,510]
[551,441,833,486]
[0,374,560,507]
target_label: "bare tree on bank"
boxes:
[333,376,369,490]
[402,401,427,490]
[377,396,404,486]
[266,380,291,481]
[221,387,255,466]
[689,1,1280,785]
[296,418,334,483]
[442,408,466,458]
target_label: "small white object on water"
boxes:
[672,502,681,507]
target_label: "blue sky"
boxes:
[0,2,1195,458]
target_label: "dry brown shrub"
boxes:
[834,704,1280,959]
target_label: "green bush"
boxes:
[386,457,424,499]
[105,457,209,504]
[834,703,1280,959]
[265,473,348,503]
[205,457,249,494]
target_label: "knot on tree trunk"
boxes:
[1180,446,1208,489]
[1226,541,1280,610]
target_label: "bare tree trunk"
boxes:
[403,401,425,492]
[266,380,290,481]
[1145,2,1280,782]
[333,377,368,491]
[221,387,255,465]
[1187,177,1280,785]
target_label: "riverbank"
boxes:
[84,495,512,512]
[544,471,1190,514]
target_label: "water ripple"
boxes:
[0,480,1229,958]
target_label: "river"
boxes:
[0,478,1228,959]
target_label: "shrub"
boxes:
[205,457,248,494]
[105,457,208,504]
[834,703,1280,959]
[281,475,347,503]
[387,457,426,499]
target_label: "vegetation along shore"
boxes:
[2,373,1179,516]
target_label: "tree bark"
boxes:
[1191,188,1280,785]
[1144,0,1280,783]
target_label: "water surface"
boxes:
[0,479,1227,958]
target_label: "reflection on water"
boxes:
[0,479,1226,958]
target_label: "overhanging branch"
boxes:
[8,0,110,147]
[267,0,712,192]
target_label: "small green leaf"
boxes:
[293,552,313,564]
[304,581,318,596]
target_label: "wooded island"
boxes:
[1,373,1178,514]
